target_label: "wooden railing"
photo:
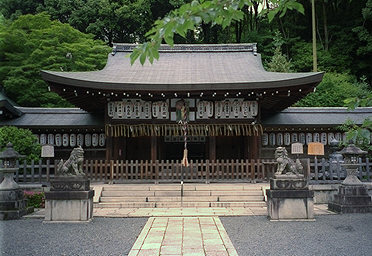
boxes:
[1,158,370,184]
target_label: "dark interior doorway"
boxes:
[164,139,206,160]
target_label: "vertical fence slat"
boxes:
[366,158,370,182]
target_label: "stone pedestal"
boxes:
[45,176,94,222]
[267,177,314,221]
[328,185,372,213]
[0,168,33,220]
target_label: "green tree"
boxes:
[129,0,305,65]
[266,31,292,72]
[295,73,370,107]
[0,13,110,107]
[0,126,41,162]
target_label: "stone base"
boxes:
[328,185,372,213]
[267,189,314,220]
[45,190,94,222]
[0,188,33,220]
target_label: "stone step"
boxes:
[101,191,156,197]
[100,195,264,203]
[95,201,267,208]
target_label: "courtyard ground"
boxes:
[1,213,371,256]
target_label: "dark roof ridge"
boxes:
[112,43,257,54]
[283,107,372,113]
[15,107,87,114]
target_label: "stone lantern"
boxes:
[0,143,31,220]
[328,142,371,213]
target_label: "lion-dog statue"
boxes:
[56,146,85,176]
[274,147,303,177]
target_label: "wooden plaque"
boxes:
[41,145,54,158]
[291,142,303,154]
[308,142,324,156]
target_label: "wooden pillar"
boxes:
[105,135,113,161]
[151,136,158,162]
[209,136,216,161]
[248,135,261,159]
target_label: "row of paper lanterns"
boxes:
[262,132,346,146]
[35,133,106,147]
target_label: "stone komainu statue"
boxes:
[274,147,303,176]
[56,146,85,176]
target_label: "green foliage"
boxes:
[295,73,370,107]
[0,126,41,162]
[130,0,305,65]
[24,191,45,208]
[267,31,292,72]
[338,118,372,155]
[0,13,110,107]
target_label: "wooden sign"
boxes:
[291,142,303,154]
[41,145,54,158]
[308,142,324,156]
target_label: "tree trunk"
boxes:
[322,0,329,51]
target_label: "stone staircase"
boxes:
[95,183,267,208]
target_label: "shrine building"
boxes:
[0,44,371,162]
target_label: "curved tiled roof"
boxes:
[41,44,323,91]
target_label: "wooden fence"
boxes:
[1,158,370,184]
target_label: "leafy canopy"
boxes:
[0,126,41,162]
[295,73,370,107]
[0,13,110,107]
[129,0,304,65]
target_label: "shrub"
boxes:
[24,191,45,208]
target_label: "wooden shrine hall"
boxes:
[39,43,326,162]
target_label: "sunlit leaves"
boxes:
[130,0,305,65]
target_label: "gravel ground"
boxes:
[221,214,372,256]
[0,217,147,256]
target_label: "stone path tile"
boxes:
[27,204,337,219]
[128,217,238,256]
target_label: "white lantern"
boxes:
[313,133,320,143]
[269,133,276,146]
[70,134,76,147]
[291,133,298,143]
[262,133,269,146]
[85,134,92,147]
[117,102,124,118]
[143,101,151,118]
[223,101,230,117]
[55,134,62,147]
[34,134,40,144]
[207,101,213,117]
[99,133,106,147]
[107,102,115,117]
[284,133,291,146]
[306,133,313,144]
[77,134,84,146]
[277,133,283,146]
[328,133,335,145]
[321,132,327,145]
[40,134,47,145]
[335,132,342,142]
[62,134,69,147]
[197,101,203,118]
[92,133,99,147]
[215,101,222,118]
[251,101,258,116]
[47,134,54,145]
[299,133,306,145]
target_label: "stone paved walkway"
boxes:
[128,217,238,256]
[25,204,335,219]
